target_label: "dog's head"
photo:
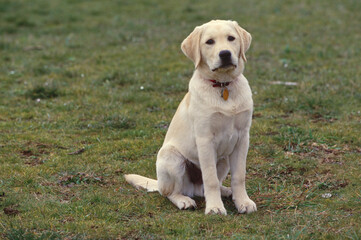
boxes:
[181,20,251,77]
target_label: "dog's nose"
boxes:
[219,50,231,60]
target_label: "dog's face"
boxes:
[200,22,241,72]
[181,20,252,76]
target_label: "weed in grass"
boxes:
[100,71,135,86]
[58,172,104,187]
[274,126,314,153]
[104,115,136,130]
[25,85,61,100]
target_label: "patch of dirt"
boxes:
[52,186,81,204]
[20,142,58,166]
[21,150,35,157]
[25,158,44,166]
[310,142,346,165]
[299,171,349,191]
[264,166,299,184]
[285,142,352,165]
[4,206,20,216]
[311,142,343,155]
[20,150,44,166]
[252,113,262,119]
[310,113,337,123]
[310,113,338,123]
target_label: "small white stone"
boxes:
[140,86,144,90]
[36,98,41,102]
[321,193,332,199]
[81,73,84,78]
[10,70,15,75]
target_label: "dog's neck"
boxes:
[192,69,241,88]
[208,79,231,88]
[207,79,232,100]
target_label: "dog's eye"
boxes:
[228,36,235,41]
[206,39,215,45]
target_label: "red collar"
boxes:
[208,79,231,88]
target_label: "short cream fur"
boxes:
[125,20,256,215]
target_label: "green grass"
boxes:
[0,0,360,239]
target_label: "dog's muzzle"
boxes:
[212,50,236,72]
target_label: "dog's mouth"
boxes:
[212,63,237,72]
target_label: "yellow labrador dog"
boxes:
[125,20,256,215]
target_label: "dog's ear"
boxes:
[232,21,252,62]
[181,26,202,68]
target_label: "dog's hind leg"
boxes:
[156,145,197,210]
[217,157,232,197]
[220,186,232,197]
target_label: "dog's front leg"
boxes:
[196,137,227,215]
[229,129,257,214]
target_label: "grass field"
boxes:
[0,0,360,239]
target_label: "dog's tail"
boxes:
[124,174,158,192]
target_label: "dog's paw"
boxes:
[205,205,227,215]
[170,195,197,210]
[234,198,257,214]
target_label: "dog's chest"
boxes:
[211,113,240,158]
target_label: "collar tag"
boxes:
[221,87,229,101]
[208,80,230,101]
